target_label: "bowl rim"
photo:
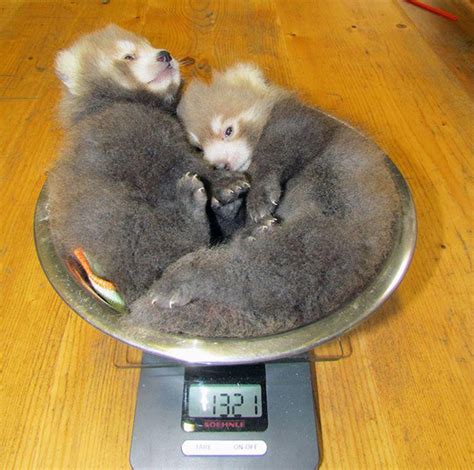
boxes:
[34,158,416,365]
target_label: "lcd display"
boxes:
[182,364,268,432]
[188,384,262,418]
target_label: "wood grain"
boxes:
[273,1,473,467]
[400,0,474,97]
[0,0,472,468]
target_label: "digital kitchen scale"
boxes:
[34,170,416,470]
[130,353,320,469]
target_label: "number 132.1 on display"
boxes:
[187,384,262,418]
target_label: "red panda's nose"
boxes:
[157,50,172,63]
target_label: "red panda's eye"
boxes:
[224,126,233,138]
[124,54,135,61]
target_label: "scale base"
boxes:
[130,353,320,469]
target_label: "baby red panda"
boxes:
[56,24,182,121]
[178,64,285,174]
[130,63,402,337]
[176,63,329,222]
[47,26,247,306]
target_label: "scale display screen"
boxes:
[182,364,268,432]
[188,384,263,418]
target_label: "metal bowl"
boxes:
[34,159,416,364]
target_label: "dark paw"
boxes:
[235,215,279,242]
[248,216,279,240]
[212,198,244,220]
[177,172,208,219]
[211,171,250,205]
[247,182,281,222]
[150,284,192,309]
[148,270,194,309]
[146,252,200,309]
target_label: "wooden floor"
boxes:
[1,1,472,468]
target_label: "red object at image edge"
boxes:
[406,0,458,21]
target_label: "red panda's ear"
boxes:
[177,79,207,120]
[102,23,123,35]
[179,79,207,106]
[55,49,80,94]
[187,131,201,148]
[221,63,268,91]
[211,69,223,81]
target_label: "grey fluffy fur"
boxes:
[48,26,246,304]
[129,65,401,337]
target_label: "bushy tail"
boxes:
[127,295,304,338]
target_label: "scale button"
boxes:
[182,440,267,456]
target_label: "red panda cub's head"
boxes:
[55,24,181,101]
[178,63,288,172]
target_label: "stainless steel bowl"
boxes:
[34,159,416,365]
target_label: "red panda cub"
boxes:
[48,26,247,306]
[131,63,401,337]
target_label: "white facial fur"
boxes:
[114,40,180,93]
[200,111,259,171]
[55,30,181,96]
[204,138,252,171]
[188,131,201,148]
[179,63,285,171]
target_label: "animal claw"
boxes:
[222,188,234,197]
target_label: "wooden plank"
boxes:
[274,0,473,467]
[0,0,472,468]
[0,1,295,468]
[400,0,474,97]
[0,2,143,468]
